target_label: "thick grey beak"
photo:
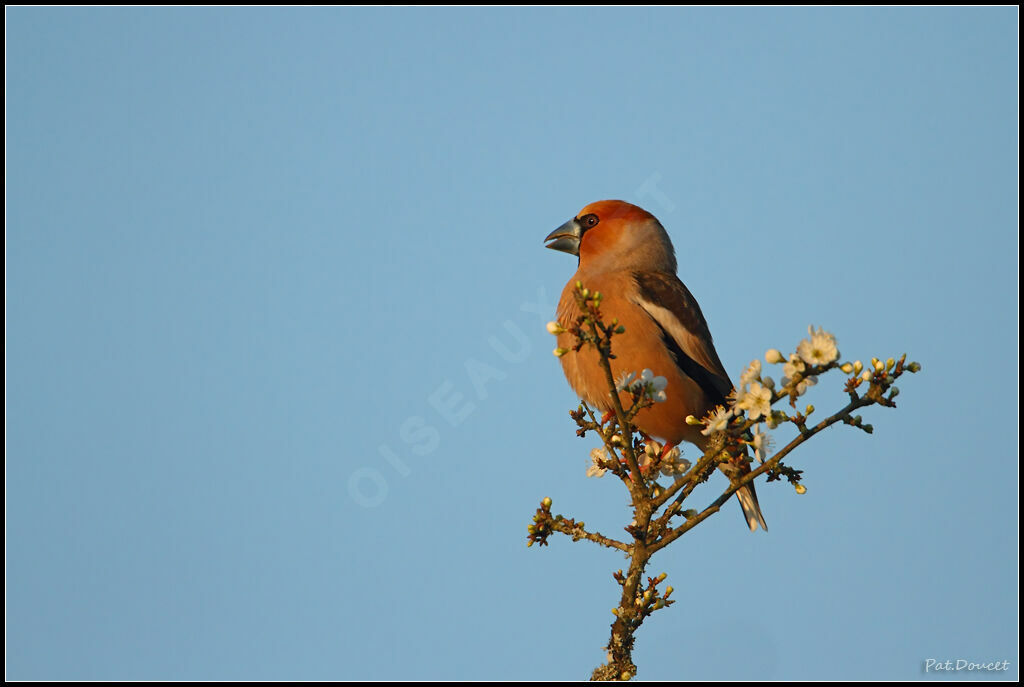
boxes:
[544,218,582,256]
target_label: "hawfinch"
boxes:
[545,200,767,531]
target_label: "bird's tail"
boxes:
[736,482,768,532]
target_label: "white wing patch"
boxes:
[632,297,712,374]
[631,294,733,401]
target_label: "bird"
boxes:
[544,199,767,531]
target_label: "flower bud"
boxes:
[886,357,895,370]
[853,360,863,375]
[804,404,815,415]
[685,415,702,426]
[553,347,569,357]
[873,359,885,372]
[765,348,785,364]
[546,321,564,335]
[795,484,807,494]
[907,362,922,373]
[840,362,854,374]
[890,386,900,398]
[541,497,552,508]
[861,370,872,381]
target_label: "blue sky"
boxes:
[6,7,1018,680]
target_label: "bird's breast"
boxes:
[554,275,713,446]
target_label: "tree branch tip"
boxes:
[536,300,918,678]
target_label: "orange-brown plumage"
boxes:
[555,278,710,448]
[545,200,767,531]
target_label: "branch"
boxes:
[531,293,920,681]
[651,392,875,553]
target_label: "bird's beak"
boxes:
[544,218,582,256]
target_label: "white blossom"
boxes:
[781,353,817,395]
[797,325,839,366]
[658,446,691,476]
[739,359,762,389]
[750,424,773,463]
[795,375,817,396]
[765,348,785,364]
[587,447,609,478]
[736,381,772,421]
[794,378,819,395]
[782,353,805,384]
[614,371,637,391]
[616,368,668,402]
[701,406,733,436]
[730,385,746,406]
[640,369,668,393]
[637,450,653,471]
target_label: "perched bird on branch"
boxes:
[545,199,767,531]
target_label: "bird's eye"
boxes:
[579,213,599,229]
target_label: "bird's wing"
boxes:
[630,271,733,406]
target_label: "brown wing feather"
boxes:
[632,272,733,406]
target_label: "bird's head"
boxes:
[544,200,676,274]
